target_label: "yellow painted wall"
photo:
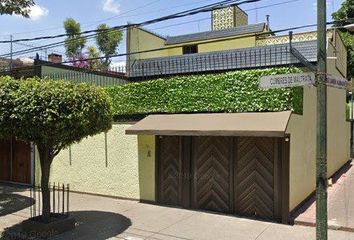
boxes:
[35,124,156,201]
[286,86,317,211]
[198,36,256,52]
[287,46,350,210]
[128,27,170,66]
[326,40,350,178]
[138,135,156,201]
[127,26,258,61]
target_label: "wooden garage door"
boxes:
[157,136,182,206]
[191,136,232,213]
[156,136,287,222]
[235,137,279,220]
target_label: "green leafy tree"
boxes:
[332,0,354,79]
[95,24,123,69]
[333,0,354,26]
[87,45,103,70]
[0,76,113,222]
[64,18,86,58]
[0,0,34,17]
[0,76,19,139]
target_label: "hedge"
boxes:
[105,67,303,116]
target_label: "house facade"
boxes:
[2,6,348,223]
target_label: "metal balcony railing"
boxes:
[128,41,317,79]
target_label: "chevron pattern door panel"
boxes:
[235,137,276,220]
[157,135,285,222]
[191,136,232,213]
[157,136,182,206]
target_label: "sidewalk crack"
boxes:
[254,224,271,240]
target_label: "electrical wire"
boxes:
[4,0,301,58]
[14,42,65,55]
[2,0,345,60]
[152,0,302,31]
[2,16,351,61]
[2,0,305,59]
[0,0,217,37]
[0,0,259,44]
[0,0,260,58]
[2,19,345,73]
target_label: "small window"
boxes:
[183,45,198,55]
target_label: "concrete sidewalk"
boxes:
[1,185,354,240]
[294,160,354,232]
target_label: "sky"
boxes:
[0,0,345,65]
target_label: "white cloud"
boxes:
[103,0,120,14]
[28,5,49,20]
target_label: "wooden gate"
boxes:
[12,140,31,184]
[156,136,289,223]
[0,138,31,184]
[0,139,11,181]
[157,136,182,206]
[191,136,233,213]
[235,137,280,220]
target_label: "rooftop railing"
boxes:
[128,41,317,79]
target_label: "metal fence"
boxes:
[0,66,36,79]
[0,40,317,82]
[0,65,128,87]
[128,41,317,79]
[42,71,128,87]
[30,183,70,218]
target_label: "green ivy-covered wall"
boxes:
[106,67,303,116]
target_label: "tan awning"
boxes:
[126,111,292,137]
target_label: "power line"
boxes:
[2,0,303,59]
[0,0,162,37]
[0,2,345,60]
[0,0,259,44]
[0,0,329,59]
[0,0,238,43]
[0,0,216,37]
[3,0,302,58]
[82,0,217,26]
[0,29,117,58]
[14,42,65,55]
[0,0,260,58]
[245,0,300,11]
[152,17,211,31]
[2,19,345,72]
[81,0,163,26]
[152,0,301,31]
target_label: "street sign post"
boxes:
[259,72,315,89]
[316,0,328,239]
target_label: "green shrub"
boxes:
[106,68,303,116]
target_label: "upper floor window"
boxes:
[183,45,198,55]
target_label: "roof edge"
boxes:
[165,22,266,45]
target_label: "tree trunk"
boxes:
[38,145,54,223]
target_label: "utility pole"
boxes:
[316,0,328,239]
[9,35,13,70]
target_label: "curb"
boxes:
[294,220,354,233]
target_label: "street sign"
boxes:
[259,72,315,89]
[326,74,348,90]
